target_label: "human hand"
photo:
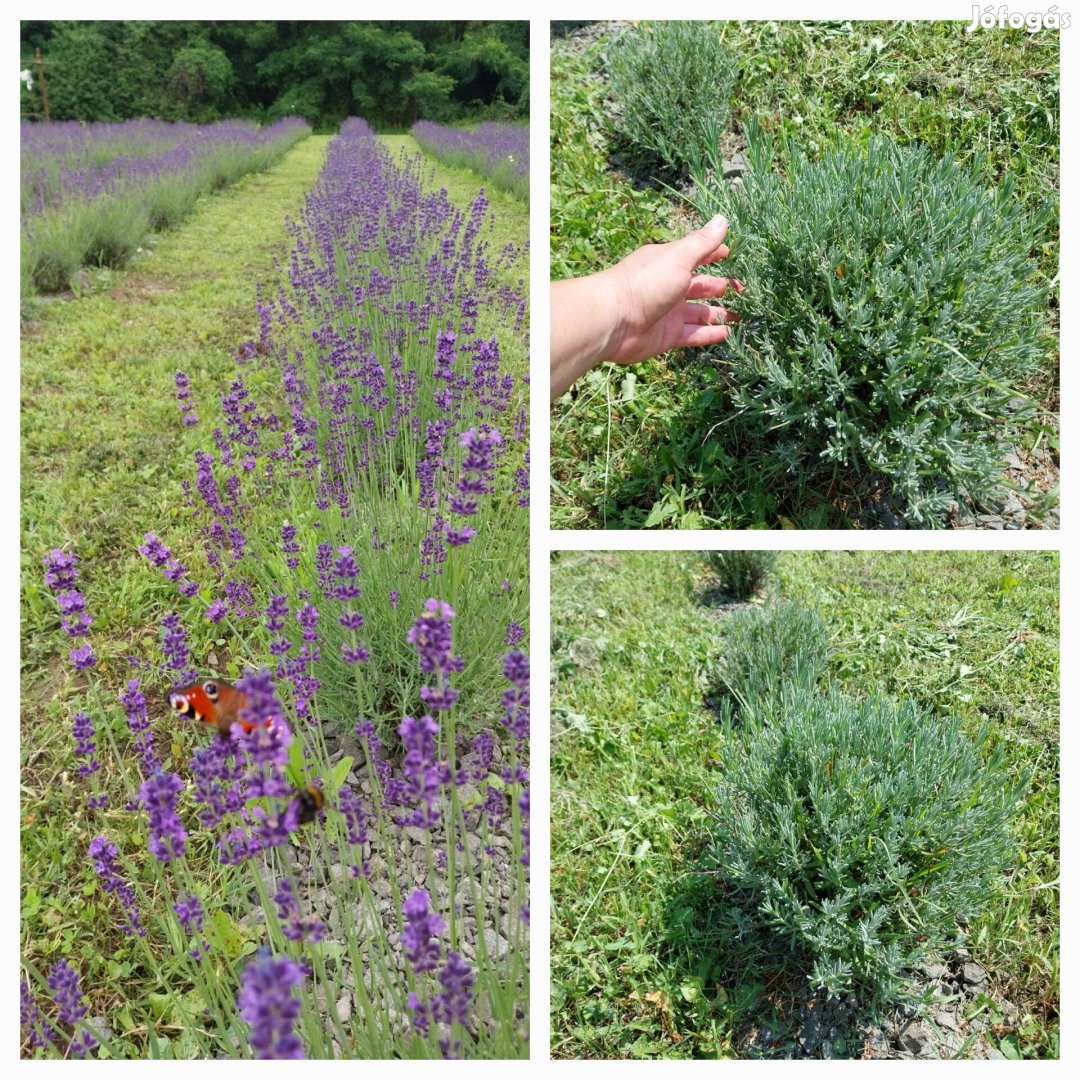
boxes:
[599,213,742,366]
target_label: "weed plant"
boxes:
[606,20,737,176]
[702,550,777,600]
[689,121,1053,526]
[707,684,1028,1006]
[718,601,831,722]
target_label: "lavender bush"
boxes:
[21,117,310,294]
[23,118,529,1059]
[411,121,528,198]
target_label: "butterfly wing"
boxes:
[169,679,253,738]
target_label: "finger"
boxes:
[683,302,717,326]
[687,275,732,301]
[678,323,732,349]
[670,214,729,270]
[682,303,740,326]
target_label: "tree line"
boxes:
[20,21,529,129]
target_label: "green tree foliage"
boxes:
[166,44,234,120]
[19,20,529,128]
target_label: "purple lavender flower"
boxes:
[71,711,100,778]
[237,949,306,1059]
[140,771,187,862]
[445,525,477,547]
[69,643,96,670]
[87,835,145,937]
[56,589,91,637]
[505,621,525,646]
[296,602,320,642]
[408,599,464,713]
[21,979,57,1049]
[389,589,400,610]
[500,651,530,747]
[520,787,530,869]
[174,892,204,935]
[274,877,327,943]
[191,736,242,828]
[160,613,198,685]
[47,959,88,1026]
[138,532,171,568]
[356,719,391,784]
[336,786,370,877]
[388,714,448,829]
[234,670,291,778]
[406,992,430,1036]
[449,427,504,518]
[140,533,197,598]
[280,523,301,570]
[174,370,199,427]
[467,732,494,783]
[432,952,474,1027]
[43,549,78,590]
[250,800,300,849]
[513,454,530,508]
[218,825,262,866]
[206,598,228,623]
[121,678,159,777]
[401,889,445,975]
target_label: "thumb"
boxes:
[672,213,729,268]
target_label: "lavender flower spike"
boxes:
[237,949,306,1059]
[401,889,446,974]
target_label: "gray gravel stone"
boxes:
[898,1020,932,1056]
[920,962,949,981]
[961,962,987,987]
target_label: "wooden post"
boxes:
[34,47,50,121]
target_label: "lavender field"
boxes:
[22,119,529,1059]
[20,117,310,295]
[412,121,529,198]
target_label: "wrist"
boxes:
[550,272,622,399]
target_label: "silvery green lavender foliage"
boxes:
[702,550,778,600]
[708,686,1026,1005]
[606,20,737,175]
[718,601,831,723]
[690,122,1053,526]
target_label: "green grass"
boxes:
[549,22,1059,529]
[550,550,1058,1058]
[20,131,528,1053]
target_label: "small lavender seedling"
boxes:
[607,21,738,176]
[718,601,832,723]
[701,550,778,599]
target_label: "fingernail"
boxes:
[706,214,728,231]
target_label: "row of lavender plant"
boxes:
[411,121,528,199]
[22,118,530,1059]
[21,117,310,295]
